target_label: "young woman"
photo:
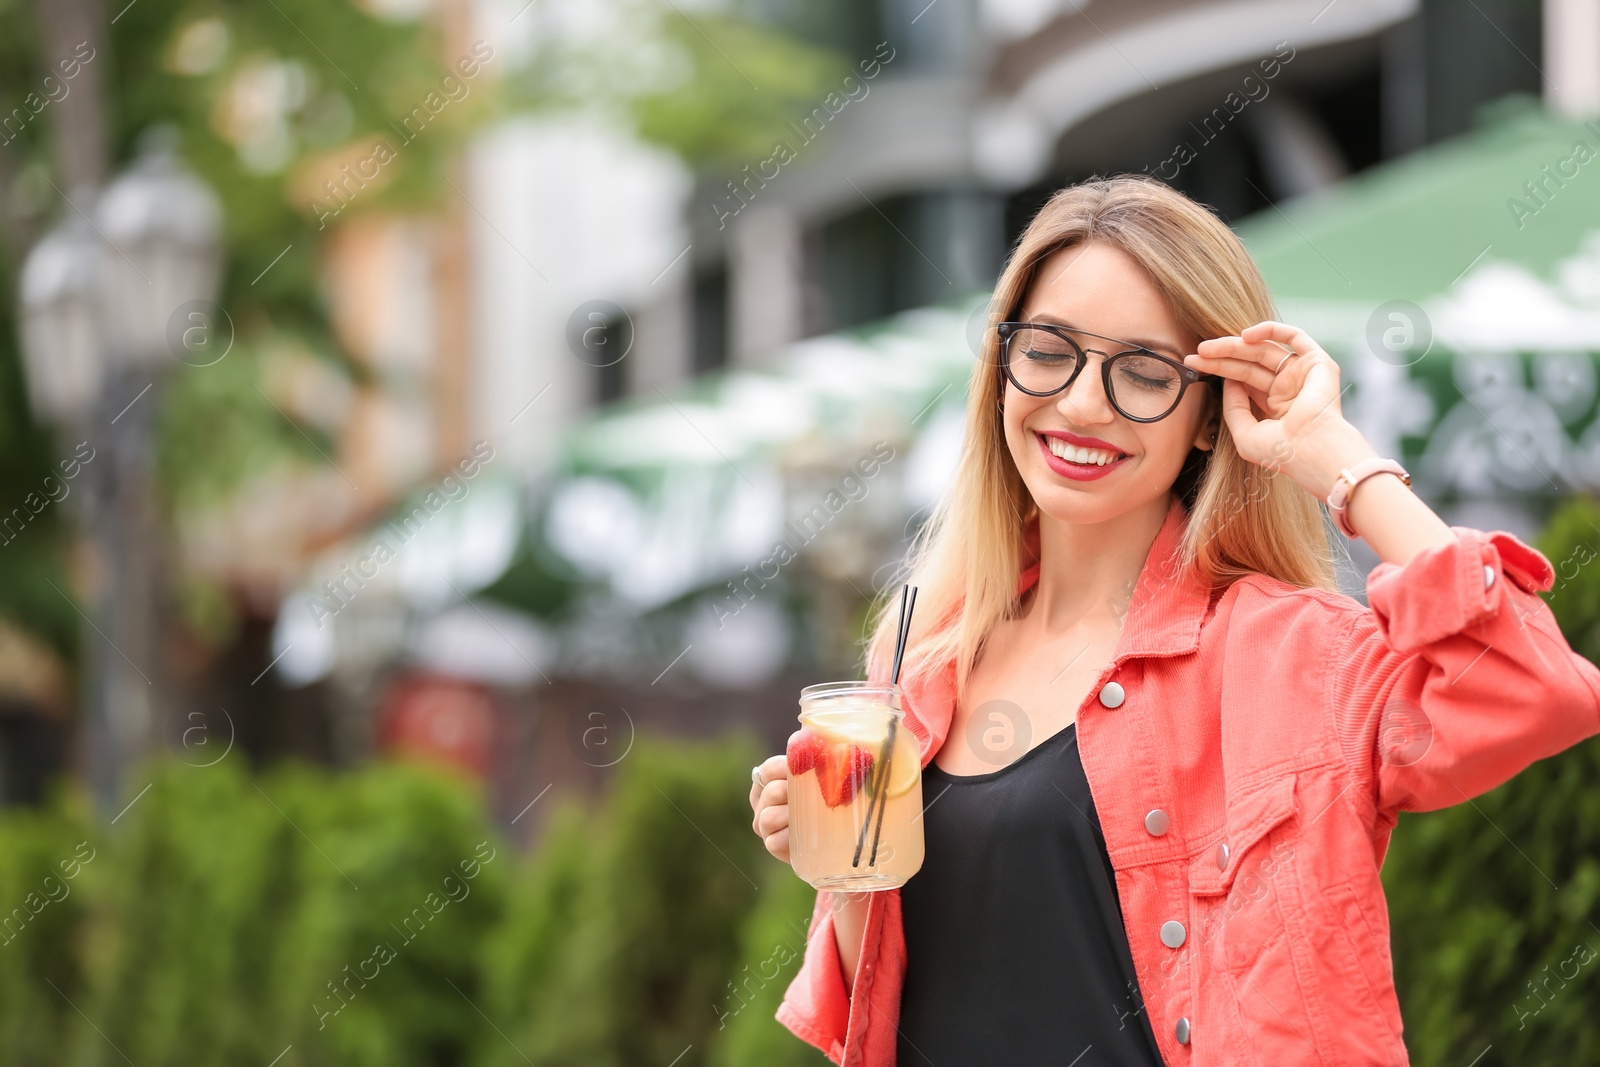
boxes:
[747,176,1600,1066]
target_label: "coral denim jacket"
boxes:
[776,495,1600,1066]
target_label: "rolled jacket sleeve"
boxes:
[1330,527,1600,814]
[775,890,851,1064]
[776,884,906,1067]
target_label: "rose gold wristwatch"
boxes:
[1327,457,1410,539]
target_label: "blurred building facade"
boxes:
[660,0,1554,388]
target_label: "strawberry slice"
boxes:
[815,744,874,808]
[787,729,825,777]
[789,727,876,807]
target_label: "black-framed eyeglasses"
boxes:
[995,321,1216,423]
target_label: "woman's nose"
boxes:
[1057,355,1116,423]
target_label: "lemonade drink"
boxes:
[788,682,924,891]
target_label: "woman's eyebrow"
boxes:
[1022,312,1184,357]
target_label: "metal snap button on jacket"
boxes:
[1144,809,1170,836]
[1484,564,1496,588]
[1160,920,1186,948]
[1099,681,1125,708]
[1175,1017,1191,1044]
[1215,842,1230,870]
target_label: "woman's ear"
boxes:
[1193,391,1220,452]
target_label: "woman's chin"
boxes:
[1021,466,1171,527]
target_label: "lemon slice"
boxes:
[877,733,919,797]
[811,717,889,747]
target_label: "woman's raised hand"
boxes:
[1184,321,1376,495]
[750,748,794,864]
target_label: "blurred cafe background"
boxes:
[0,0,1599,1064]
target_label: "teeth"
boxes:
[1044,436,1123,466]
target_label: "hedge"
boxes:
[0,732,803,1067]
[477,733,769,1067]
[64,757,507,1067]
[0,789,93,1066]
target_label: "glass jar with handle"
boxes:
[787,681,925,891]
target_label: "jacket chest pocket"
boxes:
[1186,773,1301,972]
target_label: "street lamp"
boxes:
[18,200,102,425]
[96,127,224,365]
[16,129,223,816]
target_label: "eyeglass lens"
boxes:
[1005,327,1185,420]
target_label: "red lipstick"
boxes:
[1033,430,1130,482]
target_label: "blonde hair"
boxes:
[866,175,1337,698]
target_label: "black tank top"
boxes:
[896,723,1167,1066]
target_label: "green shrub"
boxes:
[282,760,509,1067]
[479,798,592,1066]
[0,790,93,1066]
[1382,497,1600,1066]
[0,731,816,1066]
[707,866,832,1067]
[481,732,766,1067]
[70,757,505,1067]
[73,759,295,1066]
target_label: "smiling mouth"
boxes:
[1037,433,1129,466]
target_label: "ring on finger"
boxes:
[1273,349,1299,374]
[752,765,767,789]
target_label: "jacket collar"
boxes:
[1015,494,1212,662]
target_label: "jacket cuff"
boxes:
[1367,527,1555,653]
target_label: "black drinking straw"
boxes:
[854,584,917,869]
[890,585,917,687]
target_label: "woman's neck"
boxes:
[1024,494,1174,634]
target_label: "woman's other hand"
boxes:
[750,748,793,863]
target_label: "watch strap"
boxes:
[1327,457,1410,538]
